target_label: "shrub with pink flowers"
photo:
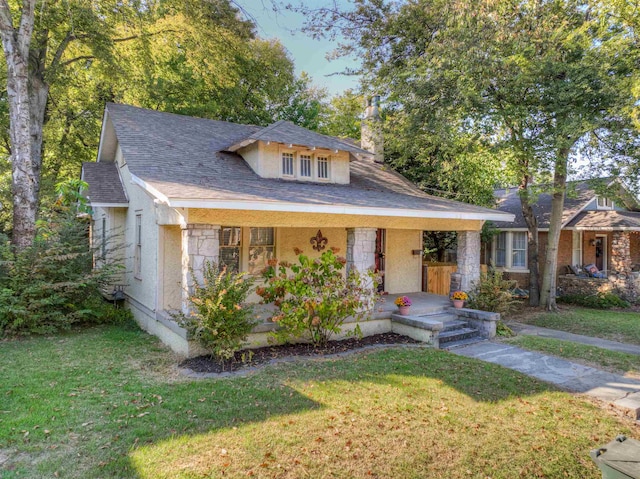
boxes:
[257,250,379,346]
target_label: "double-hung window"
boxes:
[220,226,242,271]
[300,154,312,178]
[317,156,329,180]
[493,231,527,270]
[248,227,275,275]
[282,152,294,177]
[597,196,614,209]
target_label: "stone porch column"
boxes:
[181,224,221,314]
[610,231,635,301]
[346,228,377,299]
[457,230,481,292]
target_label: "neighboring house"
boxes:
[490,179,640,294]
[81,102,512,355]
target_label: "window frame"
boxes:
[492,231,528,271]
[134,214,142,280]
[596,196,614,210]
[316,155,330,181]
[299,154,312,179]
[281,151,295,178]
[219,226,242,272]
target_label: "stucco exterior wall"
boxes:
[384,229,422,293]
[277,227,347,263]
[188,208,483,232]
[117,146,159,316]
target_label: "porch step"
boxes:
[438,327,480,344]
[441,319,469,332]
[441,336,487,350]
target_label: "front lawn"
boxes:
[513,307,640,345]
[504,336,640,377]
[1,325,637,478]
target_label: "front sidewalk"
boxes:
[452,341,640,419]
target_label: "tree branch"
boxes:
[0,0,14,35]
[16,0,35,57]
[113,28,179,43]
[60,55,94,67]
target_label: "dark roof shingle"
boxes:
[101,103,510,219]
[566,210,640,230]
[81,162,128,205]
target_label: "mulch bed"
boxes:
[180,333,420,374]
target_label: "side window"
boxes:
[495,232,506,267]
[134,214,142,279]
[220,226,242,271]
[512,232,527,268]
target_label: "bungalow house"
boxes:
[81,102,513,355]
[490,179,640,300]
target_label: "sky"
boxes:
[236,1,361,96]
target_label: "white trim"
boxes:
[131,173,513,221]
[96,109,109,163]
[90,202,129,208]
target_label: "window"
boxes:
[300,154,312,178]
[572,230,583,266]
[512,232,527,268]
[220,226,242,271]
[134,214,142,279]
[492,231,527,270]
[317,156,329,179]
[248,227,275,275]
[101,217,107,260]
[282,152,294,177]
[597,196,614,210]
[495,232,506,267]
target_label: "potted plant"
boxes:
[451,290,468,309]
[395,295,412,315]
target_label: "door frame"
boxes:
[595,234,608,272]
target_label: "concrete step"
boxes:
[438,327,480,344]
[441,337,487,350]
[441,319,469,332]
[420,313,459,323]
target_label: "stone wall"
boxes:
[558,273,638,302]
[457,230,481,291]
[181,224,220,313]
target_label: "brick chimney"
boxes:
[361,96,384,163]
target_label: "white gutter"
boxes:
[130,174,515,222]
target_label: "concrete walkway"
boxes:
[509,322,640,356]
[452,341,640,419]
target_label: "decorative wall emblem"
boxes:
[310,229,328,252]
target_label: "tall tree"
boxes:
[303,0,639,309]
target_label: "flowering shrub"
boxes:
[177,262,256,361]
[257,250,378,347]
[394,296,412,307]
[451,291,468,301]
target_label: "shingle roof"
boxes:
[566,210,640,230]
[493,180,610,228]
[81,162,128,205]
[228,120,371,156]
[100,103,511,219]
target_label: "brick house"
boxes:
[489,179,640,299]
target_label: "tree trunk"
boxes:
[519,185,541,306]
[0,0,41,250]
[539,150,569,310]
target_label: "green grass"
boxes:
[504,336,640,377]
[515,307,640,345]
[1,324,637,478]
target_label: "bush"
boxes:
[558,292,630,309]
[177,262,256,361]
[0,186,125,336]
[257,250,378,347]
[466,269,518,317]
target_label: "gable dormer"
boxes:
[226,120,371,185]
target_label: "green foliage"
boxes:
[178,262,257,361]
[558,293,630,310]
[496,321,515,337]
[0,203,125,336]
[467,269,519,317]
[257,250,378,347]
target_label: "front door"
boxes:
[595,235,607,272]
[375,229,386,292]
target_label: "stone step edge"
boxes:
[390,313,444,331]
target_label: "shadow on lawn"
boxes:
[120,347,557,478]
